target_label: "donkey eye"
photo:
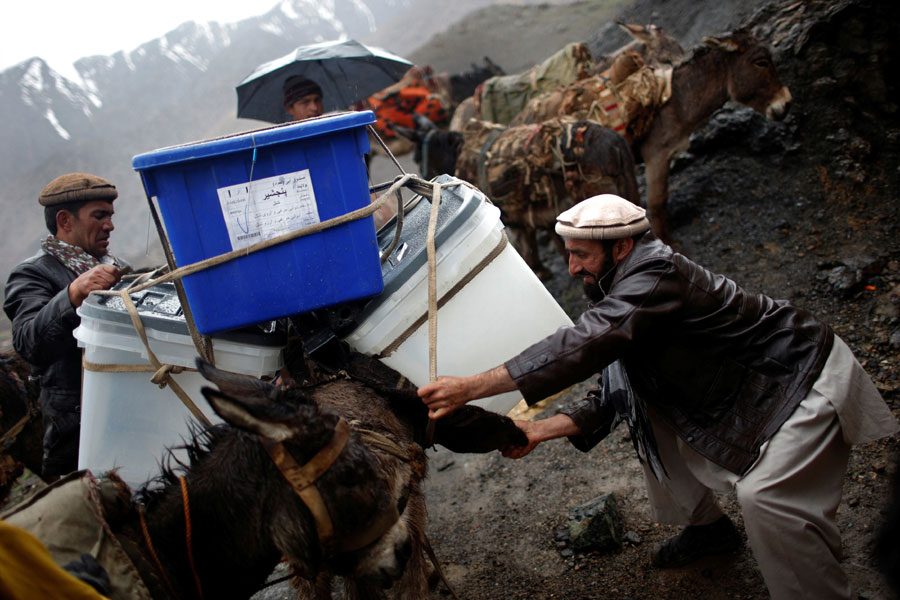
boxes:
[754,59,770,68]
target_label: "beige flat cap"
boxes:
[555,194,649,240]
[39,173,117,206]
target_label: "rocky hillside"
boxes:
[414,0,900,598]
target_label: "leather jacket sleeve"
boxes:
[4,258,80,369]
[505,252,681,403]
[558,387,618,451]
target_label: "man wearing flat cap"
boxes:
[283,75,324,121]
[4,173,125,480]
[419,194,898,599]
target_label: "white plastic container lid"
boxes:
[75,281,283,377]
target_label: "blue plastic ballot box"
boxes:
[132,111,382,334]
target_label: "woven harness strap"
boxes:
[179,476,203,599]
[260,418,350,549]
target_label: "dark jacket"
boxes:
[505,235,833,474]
[4,251,82,476]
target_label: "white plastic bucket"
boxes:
[74,285,283,488]
[344,177,573,414]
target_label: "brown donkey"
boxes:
[5,355,525,599]
[511,29,792,242]
[638,30,791,241]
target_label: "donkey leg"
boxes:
[644,155,674,243]
[392,493,430,600]
[510,225,551,280]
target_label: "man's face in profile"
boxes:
[63,200,115,259]
[286,93,324,121]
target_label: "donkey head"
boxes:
[197,360,414,586]
[449,56,506,104]
[703,29,792,121]
[394,114,463,179]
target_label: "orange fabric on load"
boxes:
[365,86,449,139]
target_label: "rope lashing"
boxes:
[88,174,480,432]
[88,287,211,427]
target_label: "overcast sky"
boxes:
[1,1,273,79]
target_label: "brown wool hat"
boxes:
[39,173,118,206]
[555,194,650,240]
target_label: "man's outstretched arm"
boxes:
[418,365,517,419]
[502,413,581,459]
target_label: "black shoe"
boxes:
[652,515,743,568]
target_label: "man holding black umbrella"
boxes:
[236,39,412,124]
[283,75,324,121]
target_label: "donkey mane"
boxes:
[133,421,230,506]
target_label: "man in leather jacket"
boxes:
[418,194,898,599]
[4,173,123,480]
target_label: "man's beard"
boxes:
[582,253,617,302]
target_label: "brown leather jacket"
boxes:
[505,235,833,474]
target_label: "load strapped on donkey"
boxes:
[1,108,577,599]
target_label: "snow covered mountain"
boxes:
[0,0,577,328]
[0,0,416,286]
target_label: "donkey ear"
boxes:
[201,387,296,442]
[618,22,650,42]
[195,359,278,404]
[483,56,503,74]
[702,35,740,52]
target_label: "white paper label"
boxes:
[217,169,320,251]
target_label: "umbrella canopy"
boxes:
[236,39,413,123]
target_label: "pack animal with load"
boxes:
[1,353,527,600]
[396,114,640,279]
[510,29,793,242]
[362,59,504,160]
[463,22,684,130]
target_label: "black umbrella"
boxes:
[236,39,413,123]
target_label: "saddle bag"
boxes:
[1,470,152,600]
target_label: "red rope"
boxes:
[138,506,180,599]
[180,476,203,599]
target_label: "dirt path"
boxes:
[423,386,897,599]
